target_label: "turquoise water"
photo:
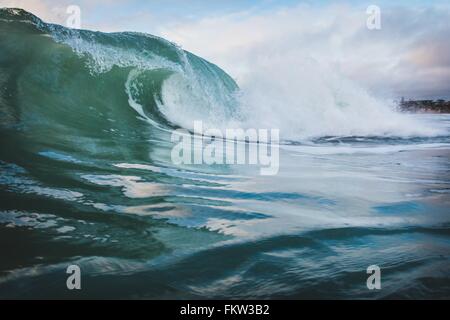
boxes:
[0,9,449,299]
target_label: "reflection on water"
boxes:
[0,115,449,299]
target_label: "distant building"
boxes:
[398,99,450,113]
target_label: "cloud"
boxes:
[0,0,68,24]
[0,0,137,31]
[160,3,450,99]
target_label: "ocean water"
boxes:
[0,8,449,299]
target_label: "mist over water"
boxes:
[0,8,449,299]
[235,55,445,140]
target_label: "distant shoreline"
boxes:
[398,99,450,114]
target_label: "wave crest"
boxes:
[0,8,445,141]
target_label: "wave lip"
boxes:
[0,8,239,134]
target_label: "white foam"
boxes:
[235,56,446,140]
